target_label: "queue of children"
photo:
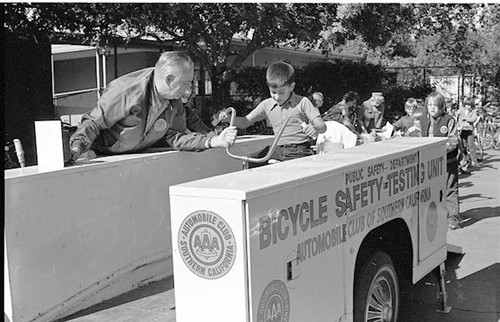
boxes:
[216,61,467,230]
[321,90,465,230]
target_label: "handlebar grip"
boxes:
[13,139,25,167]
[225,107,236,127]
[226,116,292,166]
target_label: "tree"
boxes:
[325,3,500,104]
[4,3,338,109]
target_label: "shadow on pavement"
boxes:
[458,206,500,228]
[57,276,174,321]
[473,152,500,168]
[399,255,500,322]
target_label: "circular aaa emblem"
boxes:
[257,280,290,322]
[178,210,236,279]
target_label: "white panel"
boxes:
[171,137,449,322]
[171,196,248,322]
[4,136,272,322]
[35,120,65,171]
[4,235,12,322]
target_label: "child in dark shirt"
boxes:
[424,91,460,230]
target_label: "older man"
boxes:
[70,51,236,161]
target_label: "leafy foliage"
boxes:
[295,60,386,113]
[4,3,499,110]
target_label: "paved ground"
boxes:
[62,149,500,322]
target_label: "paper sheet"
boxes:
[35,120,64,171]
[381,121,394,139]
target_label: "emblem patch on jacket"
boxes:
[154,119,168,132]
[440,126,448,134]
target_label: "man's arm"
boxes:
[165,127,237,151]
[69,89,132,161]
[167,105,237,150]
[375,103,385,128]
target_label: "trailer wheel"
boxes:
[354,251,399,322]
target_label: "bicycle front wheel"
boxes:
[480,133,494,150]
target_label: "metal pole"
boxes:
[114,45,118,80]
[95,48,101,99]
[102,49,107,89]
[51,53,57,119]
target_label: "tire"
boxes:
[480,133,494,150]
[354,251,399,322]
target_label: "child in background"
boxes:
[323,91,360,133]
[394,98,419,134]
[406,107,424,137]
[224,61,326,162]
[456,97,479,169]
[424,91,461,230]
[317,106,358,152]
[310,92,324,110]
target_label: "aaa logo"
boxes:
[178,210,236,279]
[257,280,290,322]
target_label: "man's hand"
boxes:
[210,126,237,148]
[70,139,85,162]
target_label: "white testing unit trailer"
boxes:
[170,137,450,322]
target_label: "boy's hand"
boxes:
[301,122,318,138]
[211,126,237,148]
[407,125,418,134]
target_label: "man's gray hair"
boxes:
[155,51,193,74]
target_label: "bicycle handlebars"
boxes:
[224,107,292,169]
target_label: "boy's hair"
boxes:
[463,97,474,107]
[343,91,359,104]
[405,98,419,111]
[266,61,295,88]
[424,91,446,111]
[312,92,324,99]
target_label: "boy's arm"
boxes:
[219,104,265,129]
[232,116,254,129]
[311,115,327,134]
[465,109,478,123]
[446,117,459,153]
[357,105,368,133]
[302,97,326,134]
[393,117,403,130]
